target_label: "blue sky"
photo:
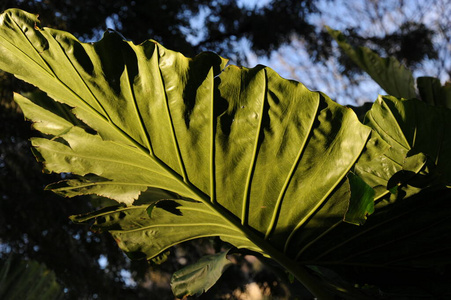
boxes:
[237,0,450,105]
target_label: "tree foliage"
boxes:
[0,0,320,62]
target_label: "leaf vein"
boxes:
[110,223,240,234]
[265,92,321,239]
[283,125,371,253]
[241,69,267,224]
[156,46,189,182]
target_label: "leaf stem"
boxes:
[187,187,335,299]
[265,251,335,299]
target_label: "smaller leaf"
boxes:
[344,173,375,225]
[360,95,451,200]
[417,76,451,108]
[327,27,416,99]
[171,248,233,298]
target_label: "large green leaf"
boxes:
[327,27,416,99]
[0,8,379,295]
[2,9,450,298]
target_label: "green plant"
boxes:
[1,9,450,299]
[0,255,63,299]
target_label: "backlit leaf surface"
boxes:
[2,9,450,297]
[0,9,378,263]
